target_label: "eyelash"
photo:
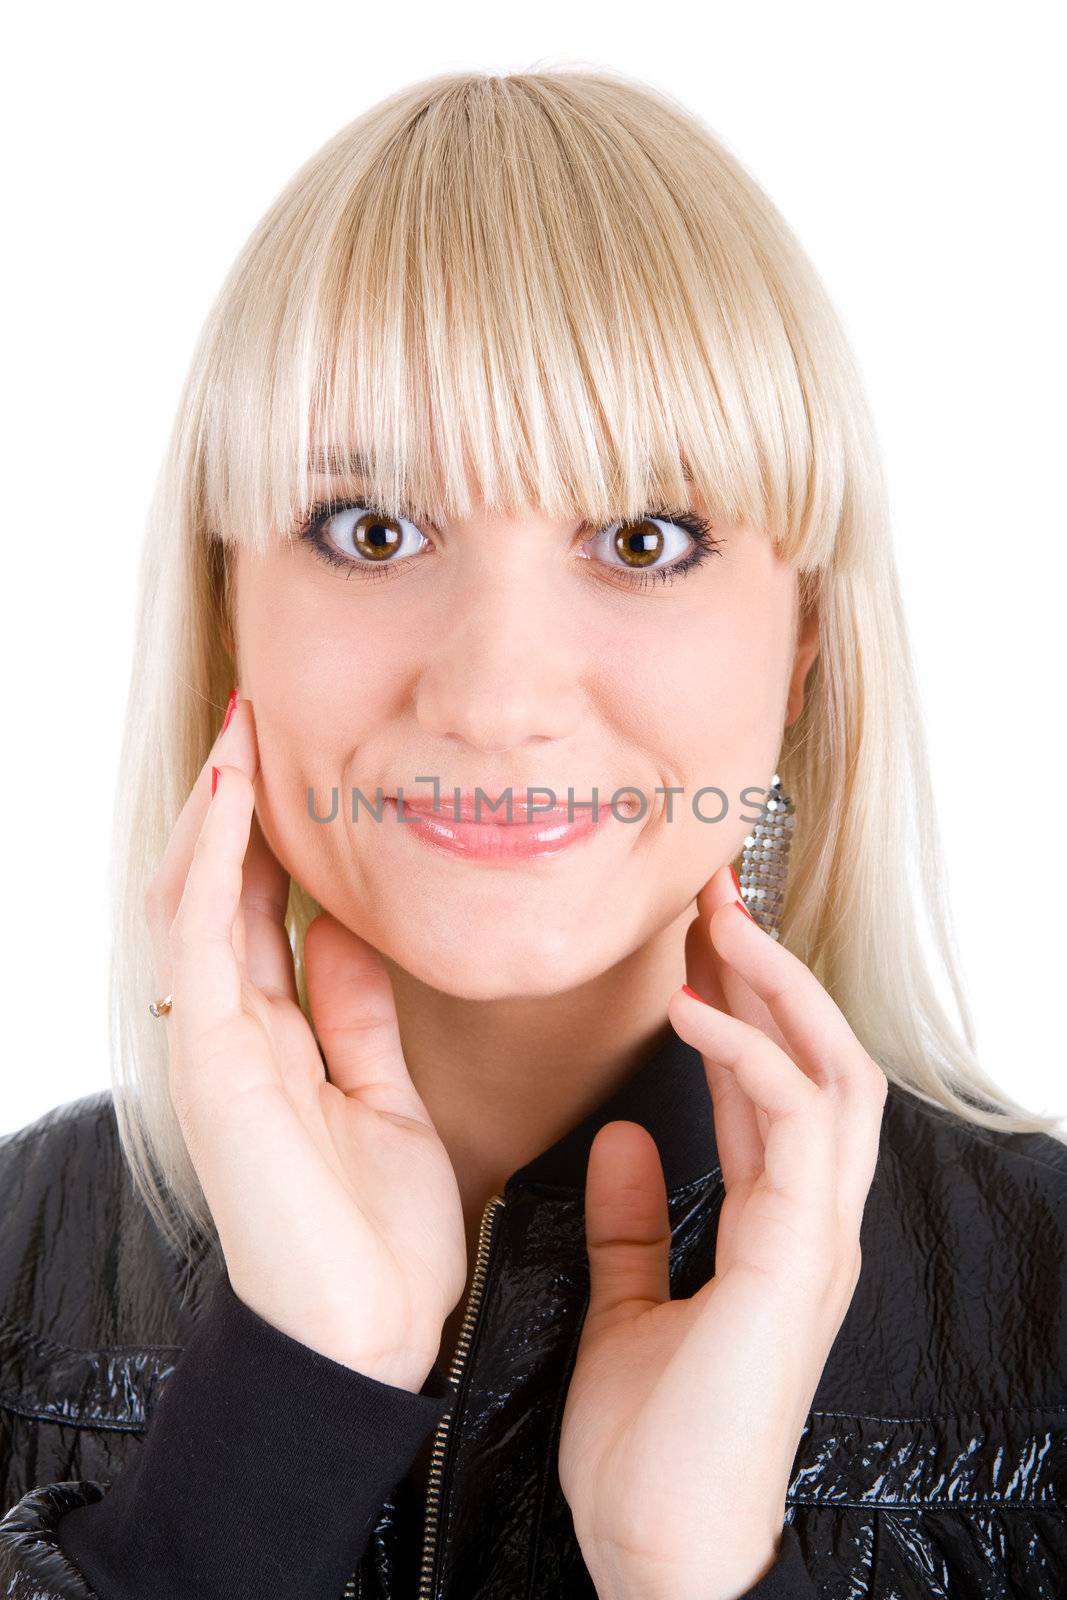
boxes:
[293,498,724,590]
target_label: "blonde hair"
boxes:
[110,65,1066,1263]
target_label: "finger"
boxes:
[691,861,776,1149]
[667,983,833,1201]
[583,1120,672,1327]
[168,761,257,1061]
[146,692,259,994]
[240,800,297,1004]
[683,915,763,1193]
[707,902,887,1110]
[303,912,428,1120]
[699,867,792,1057]
[686,863,732,1013]
[694,857,741,934]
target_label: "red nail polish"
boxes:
[220,686,238,735]
[734,897,755,922]
[682,983,710,1005]
[730,864,741,896]
[211,765,219,797]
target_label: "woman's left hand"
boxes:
[558,863,889,1600]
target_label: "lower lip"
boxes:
[384,797,619,861]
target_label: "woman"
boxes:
[1,66,1064,1600]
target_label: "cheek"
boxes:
[239,592,405,873]
[647,613,786,769]
[242,587,398,760]
[637,613,791,871]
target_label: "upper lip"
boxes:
[388,790,619,823]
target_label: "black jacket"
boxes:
[1,1025,1066,1599]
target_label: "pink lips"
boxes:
[385,793,620,861]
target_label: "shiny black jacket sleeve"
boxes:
[0,1265,457,1599]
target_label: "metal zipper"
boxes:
[416,1190,506,1600]
[340,1191,506,1600]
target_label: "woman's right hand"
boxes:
[144,690,467,1391]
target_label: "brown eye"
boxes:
[349,510,404,561]
[578,510,722,589]
[304,501,430,571]
[612,519,665,568]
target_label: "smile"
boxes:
[384,795,620,861]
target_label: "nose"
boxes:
[414,569,583,754]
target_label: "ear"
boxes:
[785,595,820,728]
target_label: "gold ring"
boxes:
[149,993,173,1018]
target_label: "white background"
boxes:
[2,1,1064,1135]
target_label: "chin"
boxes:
[394,930,608,1002]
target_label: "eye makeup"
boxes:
[292,498,725,590]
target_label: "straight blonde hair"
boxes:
[109,65,1066,1264]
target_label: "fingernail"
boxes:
[211,765,220,798]
[734,897,756,922]
[682,983,710,1005]
[220,686,238,736]
[730,864,741,896]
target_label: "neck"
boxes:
[379,901,694,1222]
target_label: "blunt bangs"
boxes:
[197,70,855,574]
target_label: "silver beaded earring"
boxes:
[736,773,796,941]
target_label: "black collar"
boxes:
[503,1020,719,1196]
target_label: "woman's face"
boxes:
[233,485,819,999]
